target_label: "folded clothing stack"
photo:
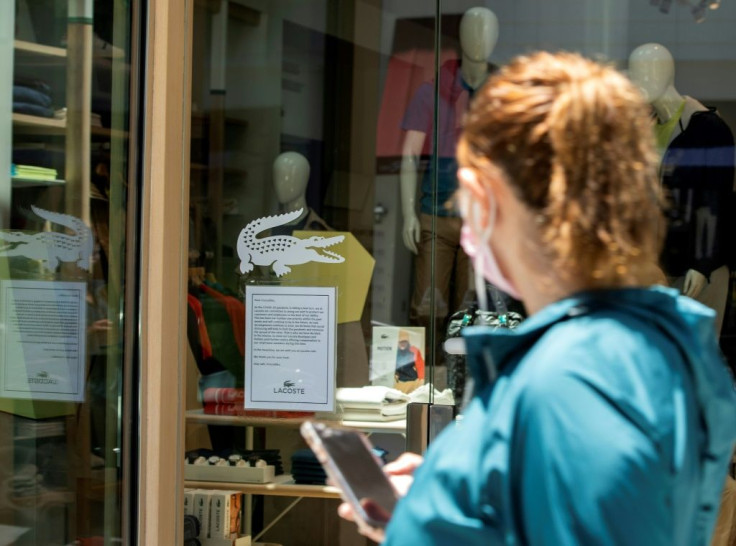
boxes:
[326,386,410,422]
[13,78,54,118]
[12,147,64,169]
[11,163,57,181]
[406,383,455,406]
[291,445,390,485]
[290,448,327,485]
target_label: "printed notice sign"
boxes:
[0,280,86,401]
[245,285,336,411]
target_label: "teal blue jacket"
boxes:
[383,287,736,545]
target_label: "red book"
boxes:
[202,387,245,404]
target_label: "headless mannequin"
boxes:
[400,7,499,348]
[629,44,707,297]
[400,7,499,250]
[629,43,734,331]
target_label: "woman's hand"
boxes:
[337,452,424,543]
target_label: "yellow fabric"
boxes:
[654,100,686,153]
[290,231,374,323]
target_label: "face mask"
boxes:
[459,194,522,308]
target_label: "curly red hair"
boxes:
[457,51,664,287]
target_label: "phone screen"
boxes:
[310,425,397,519]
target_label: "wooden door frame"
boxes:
[137,0,194,543]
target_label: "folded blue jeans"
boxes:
[13,85,51,107]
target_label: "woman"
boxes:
[340,52,736,544]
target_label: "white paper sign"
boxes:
[0,280,86,401]
[245,285,336,411]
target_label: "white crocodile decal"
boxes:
[0,206,93,272]
[237,209,345,277]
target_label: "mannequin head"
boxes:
[628,43,675,103]
[273,151,309,211]
[459,7,499,62]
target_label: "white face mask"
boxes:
[458,192,522,310]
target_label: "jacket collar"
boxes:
[461,286,683,391]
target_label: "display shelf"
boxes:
[185,409,406,434]
[91,126,129,139]
[185,474,340,500]
[12,178,66,188]
[13,115,127,139]
[10,489,75,508]
[14,40,66,59]
[12,113,66,134]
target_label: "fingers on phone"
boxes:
[384,452,424,475]
[338,502,355,522]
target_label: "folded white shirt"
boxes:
[335,386,409,410]
[408,384,455,406]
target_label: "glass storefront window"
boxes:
[1,1,136,544]
[182,1,736,544]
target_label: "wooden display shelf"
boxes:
[185,474,340,499]
[12,113,66,134]
[185,409,406,434]
[12,178,66,188]
[14,40,66,59]
[91,126,129,139]
[13,114,127,139]
[10,489,75,507]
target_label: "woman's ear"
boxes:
[461,166,519,225]
[458,167,490,227]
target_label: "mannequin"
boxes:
[400,7,499,338]
[629,43,735,332]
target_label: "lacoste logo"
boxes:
[28,370,57,385]
[237,209,345,277]
[381,334,389,339]
[274,379,305,395]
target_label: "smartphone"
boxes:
[300,421,398,530]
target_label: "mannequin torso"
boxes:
[400,6,499,253]
[629,43,735,333]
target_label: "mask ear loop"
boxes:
[474,264,489,311]
[470,196,496,312]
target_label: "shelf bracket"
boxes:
[252,497,304,542]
